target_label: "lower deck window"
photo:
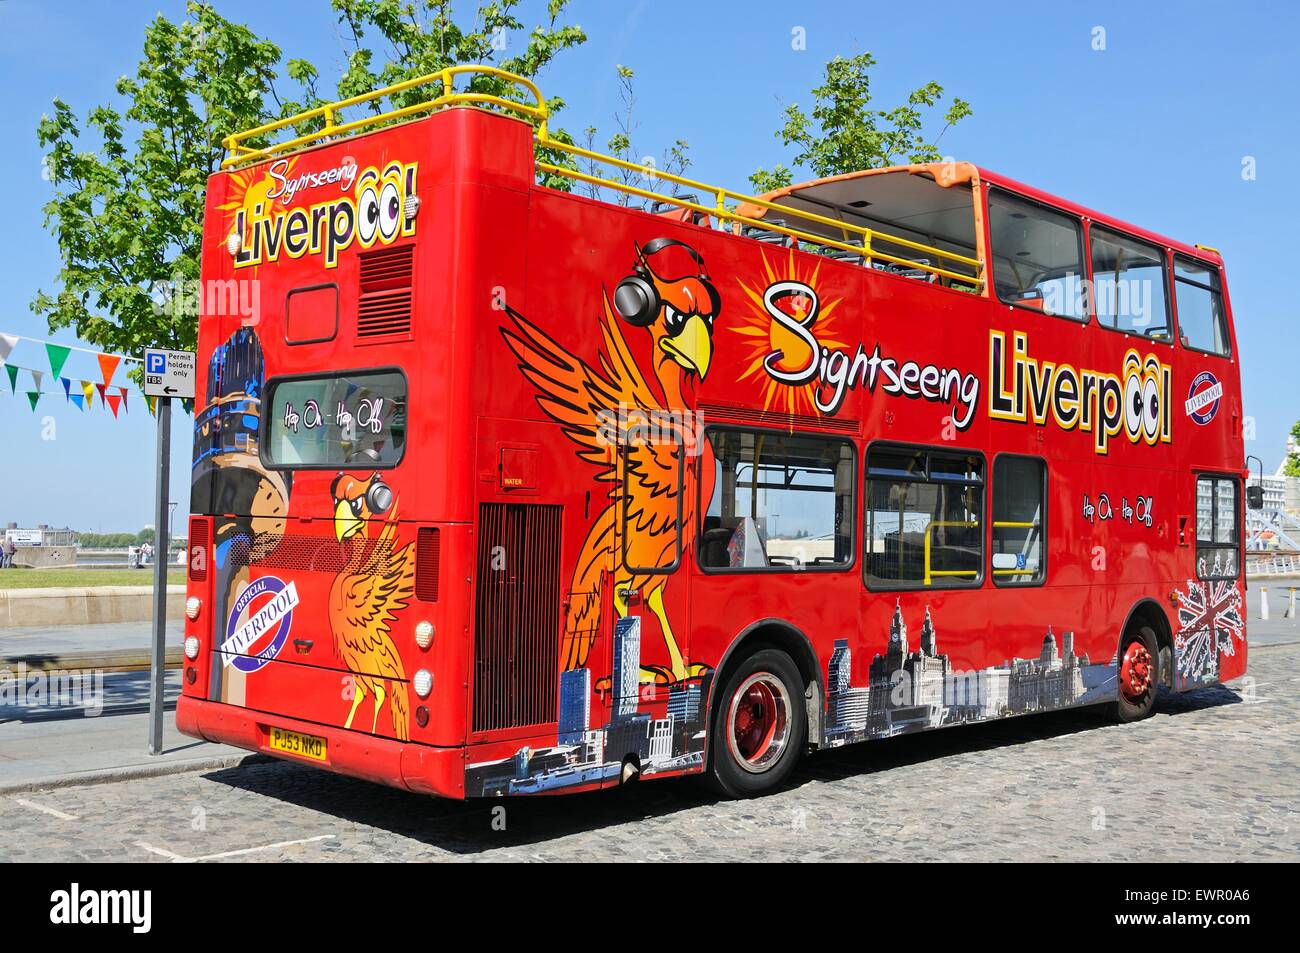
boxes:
[1196,475,1240,579]
[991,456,1046,585]
[701,429,854,571]
[865,445,984,588]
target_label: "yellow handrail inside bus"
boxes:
[221,65,984,288]
[921,520,1037,586]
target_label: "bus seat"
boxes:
[741,220,794,247]
[651,194,711,227]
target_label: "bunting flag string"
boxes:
[0,331,186,419]
[46,343,71,380]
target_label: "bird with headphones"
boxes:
[326,470,416,739]
[501,236,722,685]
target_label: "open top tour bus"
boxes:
[178,66,1247,798]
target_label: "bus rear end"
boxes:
[177,104,533,798]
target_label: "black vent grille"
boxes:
[357,244,414,340]
[472,503,562,732]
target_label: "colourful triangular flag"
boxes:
[106,392,122,417]
[97,352,121,387]
[30,369,44,392]
[95,382,107,404]
[81,380,95,408]
[45,343,71,380]
[61,377,72,401]
[0,333,17,363]
[182,397,194,414]
[70,393,84,410]
[4,364,17,394]
[118,386,129,414]
[26,391,40,411]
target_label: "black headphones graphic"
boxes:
[613,237,720,328]
[331,472,393,515]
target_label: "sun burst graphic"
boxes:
[213,158,298,254]
[731,249,848,421]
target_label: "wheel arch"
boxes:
[709,618,824,750]
[1120,598,1175,687]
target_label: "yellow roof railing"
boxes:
[222,65,983,288]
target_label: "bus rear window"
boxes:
[265,370,407,468]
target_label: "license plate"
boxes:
[267,727,328,762]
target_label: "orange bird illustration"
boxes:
[327,472,415,739]
[501,238,720,684]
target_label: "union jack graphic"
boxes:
[1175,563,1245,682]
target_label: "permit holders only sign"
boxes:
[143,348,196,399]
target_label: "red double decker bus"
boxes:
[178,67,1247,798]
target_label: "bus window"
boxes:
[864,445,984,589]
[265,370,407,468]
[1090,227,1171,340]
[991,456,1046,585]
[988,189,1087,320]
[701,429,854,571]
[1195,475,1240,579]
[1174,257,1230,356]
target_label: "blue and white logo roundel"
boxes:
[1184,371,1223,426]
[221,576,300,673]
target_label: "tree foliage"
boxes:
[1286,420,1300,478]
[750,52,972,194]
[35,0,587,356]
[36,2,283,354]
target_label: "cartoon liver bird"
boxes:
[327,472,415,739]
[501,238,720,684]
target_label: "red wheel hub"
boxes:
[1120,642,1153,702]
[727,673,791,773]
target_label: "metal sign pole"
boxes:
[148,396,172,756]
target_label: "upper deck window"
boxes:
[1173,257,1230,356]
[264,370,406,468]
[988,190,1087,321]
[1090,227,1171,340]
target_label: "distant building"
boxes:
[1006,628,1088,713]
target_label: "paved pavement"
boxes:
[0,619,182,660]
[1,639,1295,862]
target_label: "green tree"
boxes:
[36,2,286,355]
[577,65,691,208]
[1285,420,1300,478]
[35,0,588,355]
[750,52,972,194]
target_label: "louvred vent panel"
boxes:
[357,244,414,340]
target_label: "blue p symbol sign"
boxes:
[147,353,166,375]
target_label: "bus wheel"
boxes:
[705,648,805,798]
[1111,624,1159,723]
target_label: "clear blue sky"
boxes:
[0,0,1296,532]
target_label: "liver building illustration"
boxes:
[825,602,1117,745]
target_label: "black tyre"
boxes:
[1109,624,1160,722]
[705,647,806,798]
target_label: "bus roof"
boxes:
[745,162,1223,266]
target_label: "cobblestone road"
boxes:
[3,644,1296,862]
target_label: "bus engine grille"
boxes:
[472,503,562,733]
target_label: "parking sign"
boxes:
[142,348,196,399]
